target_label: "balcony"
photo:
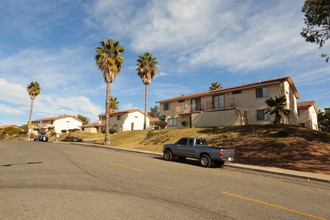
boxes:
[175,98,237,114]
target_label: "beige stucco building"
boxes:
[82,109,151,133]
[157,77,300,128]
[297,101,319,130]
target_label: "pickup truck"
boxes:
[163,137,235,167]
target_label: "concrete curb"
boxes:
[57,141,330,183]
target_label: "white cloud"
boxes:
[0,78,29,105]
[0,104,22,114]
[121,103,138,110]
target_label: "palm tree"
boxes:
[27,81,41,140]
[209,82,222,91]
[137,52,158,130]
[265,96,291,125]
[109,96,119,113]
[95,38,125,144]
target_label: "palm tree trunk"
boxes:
[104,82,111,144]
[144,84,148,130]
[27,99,34,141]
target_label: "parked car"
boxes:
[163,137,235,167]
[34,135,48,142]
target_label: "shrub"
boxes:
[3,127,21,135]
[109,128,117,134]
[156,121,167,129]
[72,128,80,132]
[61,129,67,133]
[181,121,188,127]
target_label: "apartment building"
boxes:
[157,76,300,128]
[31,115,83,134]
[297,101,319,130]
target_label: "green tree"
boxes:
[318,108,330,131]
[77,114,90,125]
[109,96,119,112]
[148,105,160,118]
[95,38,125,144]
[209,82,222,91]
[301,0,330,62]
[137,52,158,130]
[265,96,291,125]
[27,81,41,140]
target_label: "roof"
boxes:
[32,115,84,123]
[81,121,100,128]
[150,117,160,123]
[0,125,20,130]
[297,101,320,114]
[157,76,300,103]
[98,109,151,119]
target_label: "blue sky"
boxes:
[0,0,329,126]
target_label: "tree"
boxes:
[301,0,330,62]
[318,108,330,131]
[265,96,291,125]
[137,52,158,130]
[95,38,125,144]
[148,105,160,118]
[77,114,90,125]
[109,96,119,112]
[209,82,222,91]
[27,81,41,140]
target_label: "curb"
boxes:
[57,141,330,183]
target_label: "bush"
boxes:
[156,121,167,129]
[72,128,80,132]
[61,129,67,133]
[181,121,188,127]
[109,129,117,134]
[3,127,21,135]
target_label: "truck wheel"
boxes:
[200,154,211,167]
[163,149,173,161]
[178,156,186,162]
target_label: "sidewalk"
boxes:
[61,141,330,183]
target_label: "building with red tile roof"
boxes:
[31,115,83,134]
[297,101,319,130]
[157,76,300,128]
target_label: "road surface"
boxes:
[0,141,329,219]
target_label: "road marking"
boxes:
[223,192,326,220]
[64,150,76,155]
[109,162,143,172]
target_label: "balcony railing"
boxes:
[175,98,237,114]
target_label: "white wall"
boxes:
[53,117,82,133]
[122,111,150,131]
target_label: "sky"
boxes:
[0,0,329,126]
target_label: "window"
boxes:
[177,138,188,145]
[188,138,194,146]
[112,124,118,130]
[256,87,269,98]
[257,110,270,120]
[163,103,170,111]
[178,99,185,103]
[213,95,225,109]
[168,118,178,126]
[117,115,121,120]
[191,98,201,111]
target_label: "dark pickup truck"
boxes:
[163,137,235,167]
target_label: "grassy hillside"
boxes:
[58,125,330,174]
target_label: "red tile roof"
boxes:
[98,109,151,119]
[0,125,20,130]
[81,121,99,128]
[157,76,300,103]
[297,101,319,113]
[32,115,84,123]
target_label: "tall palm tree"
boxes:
[209,82,222,91]
[265,96,291,125]
[27,81,41,140]
[136,52,158,130]
[109,96,119,113]
[95,38,125,144]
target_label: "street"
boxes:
[0,141,329,220]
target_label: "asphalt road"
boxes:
[0,141,329,220]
